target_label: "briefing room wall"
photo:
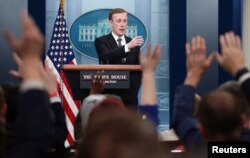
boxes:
[187,0,219,96]
[186,0,242,95]
[0,0,27,85]
[45,0,170,131]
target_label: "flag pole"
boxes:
[59,0,65,107]
[60,0,64,11]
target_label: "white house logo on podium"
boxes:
[70,9,147,59]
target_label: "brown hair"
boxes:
[109,8,127,20]
[197,90,244,139]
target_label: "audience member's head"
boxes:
[77,111,161,158]
[218,81,240,92]
[80,94,126,133]
[218,81,250,128]
[197,89,247,141]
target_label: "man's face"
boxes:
[110,12,127,37]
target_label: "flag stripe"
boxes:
[62,94,77,123]
[65,114,75,140]
[66,133,74,146]
[64,122,74,146]
[61,80,80,116]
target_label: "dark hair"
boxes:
[109,8,127,20]
[197,90,245,139]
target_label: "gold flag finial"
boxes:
[60,0,64,10]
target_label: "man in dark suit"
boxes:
[94,8,144,107]
[95,8,144,65]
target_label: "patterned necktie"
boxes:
[117,38,122,47]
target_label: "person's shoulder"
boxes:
[95,34,110,44]
[96,33,112,41]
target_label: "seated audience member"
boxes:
[4,12,68,158]
[73,71,109,142]
[77,110,163,158]
[197,90,247,140]
[80,94,126,133]
[214,32,250,141]
[2,67,67,158]
[5,17,67,157]
[172,33,250,157]
[4,12,53,158]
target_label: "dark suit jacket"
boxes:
[7,92,67,158]
[95,33,141,107]
[7,89,53,158]
[95,33,140,65]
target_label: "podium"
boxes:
[63,64,142,107]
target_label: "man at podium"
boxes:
[94,8,144,107]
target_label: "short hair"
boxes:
[197,90,245,138]
[109,8,127,20]
[218,81,250,117]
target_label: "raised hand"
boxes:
[39,62,58,95]
[184,36,214,87]
[140,45,161,74]
[140,45,161,105]
[127,36,144,49]
[90,71,105,94]
[5,12,44,81]
[9,53,23,78]
[214,32,245,76]
[4,12,44,60]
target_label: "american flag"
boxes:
[46,0,80,147]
